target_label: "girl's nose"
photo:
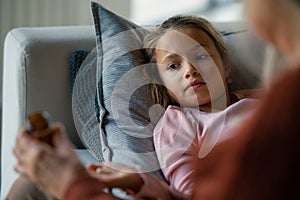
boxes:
[184,62,199,79]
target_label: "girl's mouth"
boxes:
[185,81,206,91]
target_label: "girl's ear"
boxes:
[225,66,231,78]
[225,66,232,84]
[223,51,232,83]
[226,76,232,85]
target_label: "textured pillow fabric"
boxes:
[70,50,90,91]
[70,50,102,142]
[72,46,105,161]
[90,1,165,180]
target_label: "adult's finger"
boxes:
[51,123,75,153]
[13,128,36,170]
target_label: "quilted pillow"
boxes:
[90,1,165,180]
[70,50,90,91]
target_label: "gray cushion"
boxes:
[223,31,264,91]
[91,1,165,180]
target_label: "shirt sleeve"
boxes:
[153,106,200,195]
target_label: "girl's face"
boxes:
[155,28,230,110]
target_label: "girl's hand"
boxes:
[87,162,144,194]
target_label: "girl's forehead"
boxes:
[158,28,212,47]
[156,28,214,57]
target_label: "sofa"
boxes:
[1,7,268,198]
[1,25,99,198]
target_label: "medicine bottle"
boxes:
[26,111,54,146]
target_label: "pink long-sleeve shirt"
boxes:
[64,99,256,200]
[153,99,256,195]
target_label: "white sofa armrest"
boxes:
[1,26,97,198]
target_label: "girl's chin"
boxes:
[179,100,211,108]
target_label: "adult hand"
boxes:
[13,123,88,199]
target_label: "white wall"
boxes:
[129,0,243,25]
[130,0,208,25]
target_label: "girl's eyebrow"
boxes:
[160,53,180,64]
[159,43,209,64]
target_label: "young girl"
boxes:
[141,15,258,195]
[9,15,259,200]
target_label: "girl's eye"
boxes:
[167,63,180,70]
[196,53,209,61]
